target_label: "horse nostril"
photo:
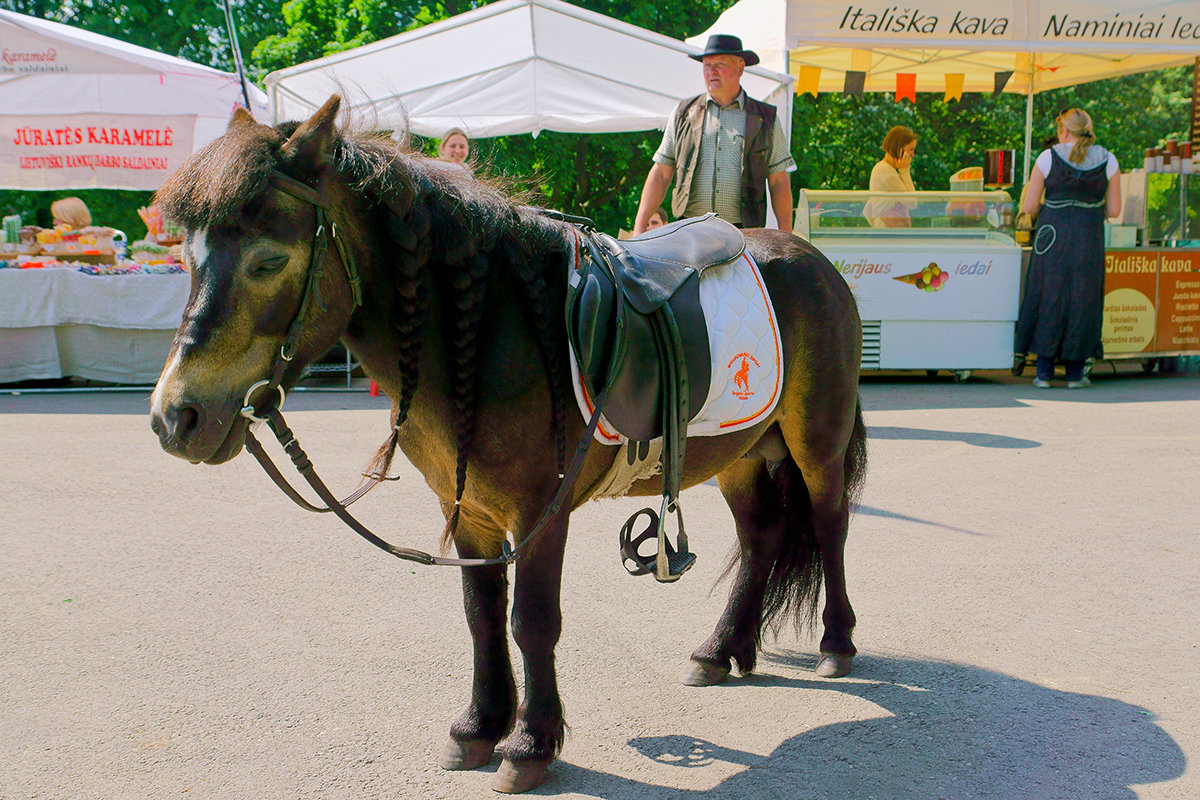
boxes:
[175,404,201,442]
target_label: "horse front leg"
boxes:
[493,514,569,794]
[440,533,517,772]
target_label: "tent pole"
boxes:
[1022,53,1034,183]
[222,0,253,111]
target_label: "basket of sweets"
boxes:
[17,226,41,255]
[130,239,171,263]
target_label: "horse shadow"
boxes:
[544,653,1185,799]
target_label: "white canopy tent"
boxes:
[693,0,1199,177]
[263,0,794,139]
[0,10,268,190]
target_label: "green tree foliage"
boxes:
[1,0,286,75]
[792,66,1193,207]
[251,0,423,73]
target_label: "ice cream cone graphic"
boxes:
[894,261,948,292]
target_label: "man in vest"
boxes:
[633,34,795,235]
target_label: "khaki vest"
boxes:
[670,93,777,228]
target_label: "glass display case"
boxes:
[792,189,1022,378]
[795,189,1016,242]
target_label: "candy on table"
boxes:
[3,214,20,244]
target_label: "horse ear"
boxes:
[280,95,341,173]
[227,106,260,132]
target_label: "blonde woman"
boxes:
[1015,108,1122,389]
[437,128,471,172]
[51,197,92,229]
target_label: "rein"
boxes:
[238,171,607,569]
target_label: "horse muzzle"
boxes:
[150,394,248,465]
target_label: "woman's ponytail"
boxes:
[1062,109,1095,164]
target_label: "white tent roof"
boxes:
[693,0,1197,94]
[263,0,794,138]
[0,10,268,189]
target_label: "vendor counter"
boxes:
[796,189,1020,377]
[0,267,188,384]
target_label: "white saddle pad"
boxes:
[569,251,783,445]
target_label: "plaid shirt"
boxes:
[654,90,795,222]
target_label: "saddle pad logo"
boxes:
[728,352,760,399]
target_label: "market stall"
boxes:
[696,0,1199,374]
[692,0,1196,180]
[0,10,268,384]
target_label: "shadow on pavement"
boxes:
[854,505,987,536]
[549,654,1184,799]
[862,366,1197,413]
[868,426,1041,449]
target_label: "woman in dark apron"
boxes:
[1015,108,1122,388]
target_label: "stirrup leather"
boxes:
[618,496,696,583]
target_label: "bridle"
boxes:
[236,170,608,569]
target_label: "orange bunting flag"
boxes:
[896,73,916,103]
[796,65,821,98]
[944,74,964,102]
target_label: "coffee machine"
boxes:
[984,149,1016,189]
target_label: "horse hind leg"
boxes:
[686,432,821,686]
[787,400,868,679]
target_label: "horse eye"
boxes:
[249,255,289,277]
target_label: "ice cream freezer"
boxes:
[796,189,1021,380]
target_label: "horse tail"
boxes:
[760,396,867,636]
[843,397,869,510]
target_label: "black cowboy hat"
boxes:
[689,34,760,67]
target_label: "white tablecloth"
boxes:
[0,268,190,384]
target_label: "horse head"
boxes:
[150,97,361,464]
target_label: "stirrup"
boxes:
[618,498,696,583]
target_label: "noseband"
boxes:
[237,171,610,570]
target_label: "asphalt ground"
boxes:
[1,364,1197,799]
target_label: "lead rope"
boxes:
[240,385,609,568]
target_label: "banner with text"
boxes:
[0,114,195,190]
[798,0,1200,47]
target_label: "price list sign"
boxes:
[1157,250,1200,352]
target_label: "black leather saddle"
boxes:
[565,213,746,582]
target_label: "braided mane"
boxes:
[156,119,572,545]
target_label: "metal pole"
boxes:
[1022,53,1035,183]
[222,0,253,111]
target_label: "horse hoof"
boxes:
[683,659,730,686]
[439,737,497,770]
[816,653,853,678]
[491,758,550,793]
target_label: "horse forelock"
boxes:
[155,123,285,230]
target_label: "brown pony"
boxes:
[149,97,867,794]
